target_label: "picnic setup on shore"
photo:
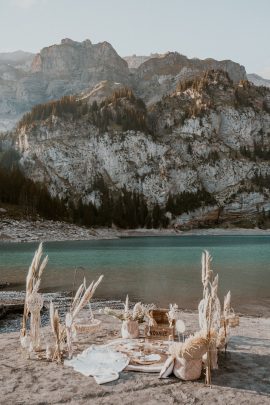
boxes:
[19,243,239,386]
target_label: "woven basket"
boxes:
[74,319,101,334]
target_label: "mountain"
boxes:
[9,70,270,230]
[124,53,161,69]
[0,39,130,132]
[132,52,246,105]
[0,50,34,67]
[0,38,247,131]
[0,51,35,131]
[247,73,270,88]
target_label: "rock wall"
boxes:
[17,102,270,228]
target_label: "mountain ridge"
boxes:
[6,69,270,230]
[0,37,247,131]
[247,73,270,88]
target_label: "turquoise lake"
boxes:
[0,236,269,314]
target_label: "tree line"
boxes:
[18,96,87,128]
[0,167,67,220]
[0,166,169,228]
[17,88,149,134]
[0,151,217,228]
[166,189,216,216]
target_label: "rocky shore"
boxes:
[1,218,270,243]
[0,218,120,243]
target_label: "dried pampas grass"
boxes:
[49,301,62,363]
[105,296,152,323]
[201,250,213,293]
[59,275,104,360]
[182,331,209,360]
[21,243,48,352]
[72,275,103,319]
[72,275,102,315]
[123,294,129,320]
[224,291,231,318]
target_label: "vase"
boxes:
[121,320,139,339]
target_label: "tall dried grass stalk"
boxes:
[219,290,232,352]
[224,291,231,318]
[72,275,103,319]
[70,282,84,312]
[201,250,213,295]
[204,291,213,386]
[57,275,104,359]
[21,243,48,352]
[123,294,129,320]
[49,301,62,362]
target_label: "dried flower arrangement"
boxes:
[198,250,221,385]
[20,243,104,363]
[47,275,104,362]
[67,275,103,356]
[198,250,239,384]
[20,243,48,352]
[104,295,153,323]
[104,295,156,338]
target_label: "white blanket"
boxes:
[64,345,129,384]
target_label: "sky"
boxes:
[0,0,269,78]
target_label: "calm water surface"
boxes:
[0,236,269,313]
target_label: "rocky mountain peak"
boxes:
[124,53,162,69]
[0,37,261,133]
[60,38,80,46]
[0,38,132,131]
[133,51,246,83]
[131,52,247,105]
[30,38,129,77]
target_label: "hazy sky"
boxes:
[0,0,269,77]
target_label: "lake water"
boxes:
[0,236,270,314]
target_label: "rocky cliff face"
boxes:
[15,71,270,229]
[0,39,130,131]
[0,38,248,131]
